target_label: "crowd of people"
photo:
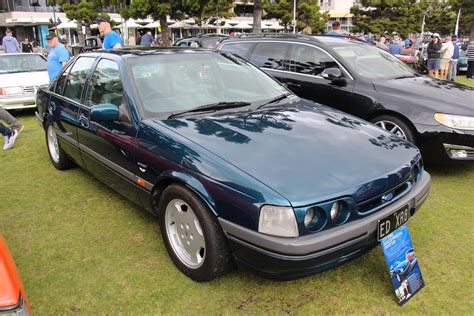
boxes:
[326,21,474,81]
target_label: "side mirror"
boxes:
[321,68,342,80]
[90,103,119,122]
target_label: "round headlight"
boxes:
[304,208,314,227]
[330,202,341,221]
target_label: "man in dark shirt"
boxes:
[427,33,442,78]
[21,38,33,53]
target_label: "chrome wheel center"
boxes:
[47,126,60,163]
[165,199,205,269]
[375,120,407,140]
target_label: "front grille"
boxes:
[356,178,412,215]
[22,86,36,94]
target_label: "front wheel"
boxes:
[158,184,233,282]
[45,124,74,170]
[371,115,416,144]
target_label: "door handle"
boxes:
[79,114,89,128]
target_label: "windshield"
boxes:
[0,54,46,74]
[329,43,417,79]
[127,52,287,118]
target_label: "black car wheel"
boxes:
[45,123,74,170]
[158,184,233,282]
[371,115,416,144]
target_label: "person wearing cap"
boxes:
[447,35,460,81]
[96,16,122,49]
[46,31,70,81]
[427,33,442,78]
[2,29,20,53]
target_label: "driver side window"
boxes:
[289,44,339,76]
[85,59,124,108]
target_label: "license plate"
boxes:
[377,205,410,240]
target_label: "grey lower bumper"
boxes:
[219,171,431,257]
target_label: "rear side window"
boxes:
[249,42,289,70]
[220,42,254,59]
[62,57,96,102]
[289,44,339,76]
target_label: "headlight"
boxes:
[434,113,474,131]
[330,202,340,221]
[258,205,298,237]
[0,86,23,96]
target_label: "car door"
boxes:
[77,58,140,204]
[48,57,96,165]
[248,41,292,84]
[285,43,354,113]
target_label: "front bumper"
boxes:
[0,95,36,110]
[417,128,474,162]
[219,171,431,280]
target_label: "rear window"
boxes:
[220,42,254,59]
[0,54,46,74]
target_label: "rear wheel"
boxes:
[45,124,74,170]
[371,115,416,144]
[158,184,232,282]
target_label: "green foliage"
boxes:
[451,0,474,37]
[264,0,329,33]
[350,0,469,37]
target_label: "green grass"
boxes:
[1,112,473,314]
[455,75,474,87]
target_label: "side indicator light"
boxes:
[137,178,145,188]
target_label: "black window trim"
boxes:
[221,40,354,80]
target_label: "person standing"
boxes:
[376,36,389,51]
[95,16,122,49]
[467,40,474,80]
[440,35,454,80]
[326,21,344,36]
[46,31,69,81]
[2,29,20,53]
[448,35,460,81]
[427,33,442,79]
[140,31,154,47]
[21,38,33,53]
[388,35,402,55]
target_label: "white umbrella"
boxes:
[230,21,252,30]
[202,24,218,29]
[143,21,160,28]
[169,21,199,29]
[56,20,77,29]
[117,21,143,29]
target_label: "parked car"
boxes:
[217,34,474,163]
[0,235,30,315]
[36,48,430,281]
[0,53,49,110]
[458,49,468,73]
[173,34,230,48]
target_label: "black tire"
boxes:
[371,115,416,144]
[45,123,74,170]
[158,184,233,281]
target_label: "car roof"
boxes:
[78,47,221,59]
[221,33,368,46]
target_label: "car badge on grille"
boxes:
[382,192,394,203]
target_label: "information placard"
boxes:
[380,224,424,305]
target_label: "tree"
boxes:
[121,0,234,47]
[48,0,122,45]
[253,0,263,33]
[264,0,329,33]
[452,0,474,39]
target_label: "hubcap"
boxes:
[375,120,407,140]
[165,199,205,269]
[47,126,60,163]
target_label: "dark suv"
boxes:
[217,34,474,163]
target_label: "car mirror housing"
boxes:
[90,103,120,122]
[321,68,342,81]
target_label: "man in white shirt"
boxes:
[440,36,454,80]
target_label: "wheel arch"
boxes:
[151,171,218,217]
[366,109,420,142]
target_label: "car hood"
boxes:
[0,71,49,88]
[373,76,474,117]
[156,100,419,206]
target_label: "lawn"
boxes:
[455,75,474,88]
[1,112,473,315]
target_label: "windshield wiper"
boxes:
[256,93,292,110]
[393,74,418,79]
[168,101,251,119]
